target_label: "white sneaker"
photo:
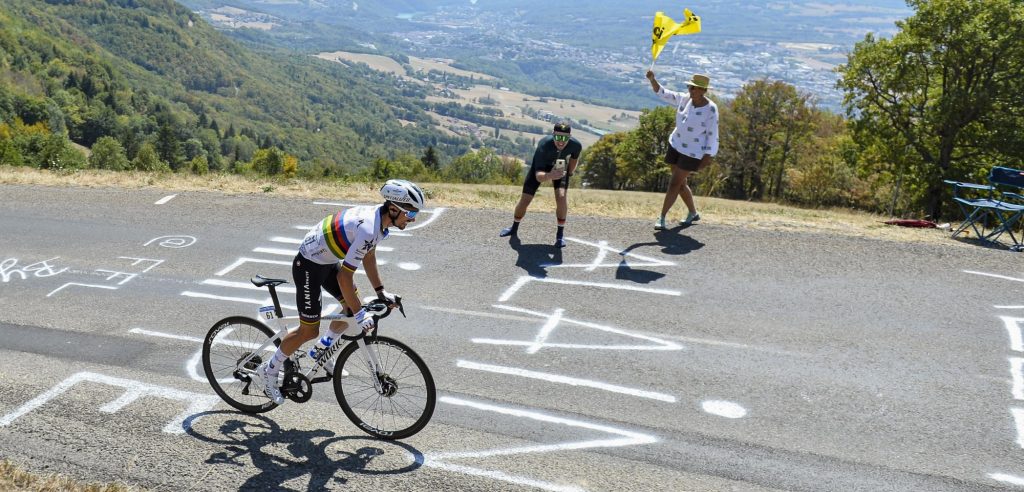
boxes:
[681,212,701,225]
[324,356,350,377]
[256,361,284,405]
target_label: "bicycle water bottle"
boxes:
[308,335,334,359]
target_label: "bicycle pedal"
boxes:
[310,375,332,384]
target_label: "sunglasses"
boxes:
[553,134,570,142]
[392,203,419,219]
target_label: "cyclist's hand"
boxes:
[355,308,376,333]
[376,288,398,306]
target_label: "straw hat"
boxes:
[685,73,712,90]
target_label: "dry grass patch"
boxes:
[0,459,139,492]
[0,166,961,246]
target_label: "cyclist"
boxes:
[499,122,582,248]
[256,179,425,404]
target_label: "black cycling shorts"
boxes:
[522,167,570,196]
[292,253,347,325]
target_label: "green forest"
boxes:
[2,0,1023,220]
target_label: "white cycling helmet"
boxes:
[380,179,426,210]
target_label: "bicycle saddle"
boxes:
[251,275,287,287]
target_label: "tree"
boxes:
[132,142,168,172]
[154,123,181,170]
[580,132,626,190]
[614,106,674,191]
[838,0,1024,219]
[718,80,811,200]
[421,145,439,171]
[88,136,130,170]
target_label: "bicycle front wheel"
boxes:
[202,316,280,414]
[333,336,436,440]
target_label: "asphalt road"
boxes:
[1,184,1023,491]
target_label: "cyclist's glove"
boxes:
[355,308,376,333]
[376,287,398,305]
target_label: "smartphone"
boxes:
[553,159,566,172]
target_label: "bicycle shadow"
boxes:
[184,410,423,490]
[508,235,563,278]
[614,231,705,284]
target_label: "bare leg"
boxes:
[660,167,690,217]
[514,193,534,221]
[554,188,567,224]
[677,172,696,215]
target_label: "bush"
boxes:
[88,136,130,170]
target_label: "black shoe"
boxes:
[554,238,566,248]
[500,227,516,238]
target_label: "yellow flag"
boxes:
[651,8,701,61]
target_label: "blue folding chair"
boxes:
[945,167,1024,249]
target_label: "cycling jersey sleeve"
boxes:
[340,225,376,273]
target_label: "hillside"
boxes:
[0,0,484,175]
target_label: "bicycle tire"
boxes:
[202,316,281,414]
[333,336,436,440]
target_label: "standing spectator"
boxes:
[646,70,719,230]
[499,122,582,248]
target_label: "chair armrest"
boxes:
[944,180,993,191]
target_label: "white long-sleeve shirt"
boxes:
[657,86,719,159]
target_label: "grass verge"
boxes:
[0,165,963,246]
[0,459,139,492]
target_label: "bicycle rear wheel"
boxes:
[333,336,436,440]
[202,316,280,414]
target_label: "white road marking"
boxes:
[215,257,292,276]
[991,473,1024,486]
[154,194,177,205]
[457,360,676,403]
[46,282,118,297]
[425,396,657,492]
[253,247,296,256]
[491,304,682,352]
[528,308,564,354]
[498,275,681,302]
[701,400,747,419]
[1002,316,1024,352]
[1013,407,1024,448]
[965,270,1024,283]
[0,372,218,434]
[1012,358,1024,400]
[181,291,270,306]
[270,236,303,245]
[540,237,675,269]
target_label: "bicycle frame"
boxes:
[228,306,387,394]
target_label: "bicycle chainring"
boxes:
[282,371,312,403]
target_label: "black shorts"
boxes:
[292,253,348,324]
[522,167,570,196]
[664,146,702,172]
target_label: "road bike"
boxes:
[201,275,436,440]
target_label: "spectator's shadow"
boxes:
[185,411,422,490]
[615,230,705,284]
[509,235,562,278]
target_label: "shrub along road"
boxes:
[0,184,1019,491]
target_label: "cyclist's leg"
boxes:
[322,264,358,336]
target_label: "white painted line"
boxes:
[154,194,177,205]
[528,308,564,354]
[965,270,1024,283]
[419,305,537,323]
[253,247,296,256]
[0,372,219,434]
[1012,358,1024,400]
[427,396,657,492]
[991,473,1024,486]
[492,304,683,351]
[118,257,164,272]
[205,278,295,293]
[457,360,677,403]
[46,283,118,297]
[215,257,292,276]
[701,400,747,419]
[181,291,270,306]
[313,201,362,208]
[996,306,1024,309]
[498,275,681,302]
[1014,407,1024,448]
[1003,316,1024,352]
[129,328,202,344]
[271,236,303,245]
